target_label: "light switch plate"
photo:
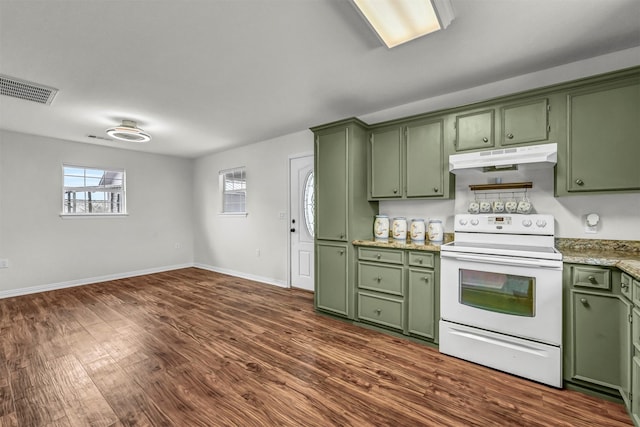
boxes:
[0,259,8,269]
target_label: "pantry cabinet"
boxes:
[312,118,378,319]
[369,117,452,200]
[355,246,440,344]
[562,77,640,194]
[452,98,551,152]
[564,264,632,403]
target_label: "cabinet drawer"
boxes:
[357,292,404,331]
[358,247,404,264]
[632,276,640,307]
[408,251,435,268]
[571,265,611,290]
[622,272,633,302]
[358,262,404,296]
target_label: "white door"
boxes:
[289,155,314,291]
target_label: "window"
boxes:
[303,171,314,236]
[220,167,246,214]
[62,165,126,215]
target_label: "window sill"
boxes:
[218,212,248,217]
[60,213,129,219]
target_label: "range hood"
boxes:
[449,143,557,174]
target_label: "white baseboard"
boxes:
[0,263,194,299]
[193,263,288,288]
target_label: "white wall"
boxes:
[376,47,640,240]
[0,130,194,296]
[192,130,313,286]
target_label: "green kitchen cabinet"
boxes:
[633,356,640,426]
[564,77,640,193]
[312,118,378,319]
[369,117,452,200]
[316,242,349,316]
[453,109,495,151]
[564,264,632,402]
[355,245,439,344]
[369,125,403,198]
[500,98,550,146]
[452,98,551,152]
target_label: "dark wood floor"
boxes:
[0,268,632,426]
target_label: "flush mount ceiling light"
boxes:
[352,0,455,48]
[106,120,151,143]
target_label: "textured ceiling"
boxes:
[1,0,639,158]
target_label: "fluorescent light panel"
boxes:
[353,0,454,48]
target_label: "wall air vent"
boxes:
[0,74,58,105]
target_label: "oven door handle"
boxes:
[443,252,562,270]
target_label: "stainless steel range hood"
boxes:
[449,143,557,174]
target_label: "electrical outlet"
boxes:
[0,259,8,269]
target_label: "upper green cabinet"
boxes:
[369,117,452,200]
[454,109,495,151]
[564,78,640,193]
[501,98,550,146]
[453,98,551,152]
[315,126,348,241]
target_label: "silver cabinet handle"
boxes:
[575,179,584,186]
[580,298,588,304]
[622,282,629,289]
[418,259,423,264]
[374,308,382,315]
[339,233,345,239]
[338,250,344,255]
[376,254,381,259]
[422,276,429,282]
[506,133,514,139]
[376,276,382,282]
[433,187,439,193]
[393,188,398,194]
[587,275,595,283]
[482,137,489,143]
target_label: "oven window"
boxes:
[459,269,535,317]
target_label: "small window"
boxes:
[220,167,246,214]
[303,171,314,236]
[62,165,126,215]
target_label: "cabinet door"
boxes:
[316,243,349,316]
[567,80,640,192]
[454,109,495,151]
[406,119,444,197]
[633,356,640,426]
[501,98,549,146]
[315,129,348,240]
[407,268,435,340]
[370,126,402,198]
[570,290,631,391]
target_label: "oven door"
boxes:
[440,251,563,345]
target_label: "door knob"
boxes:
[290,228,296,232]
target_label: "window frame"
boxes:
[60,164,127,217]
[219,166,247,216]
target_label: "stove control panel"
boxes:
[455,214,555,235]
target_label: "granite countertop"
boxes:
[353,236,640,280]
[353,233,454,252]
[557,238,640,280]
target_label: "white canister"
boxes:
[410,218,426,244]
[392,217,407,241]
[373,215,390,242]
[427,219,444,243]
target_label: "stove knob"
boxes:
[470,218,479,226]
[459,218,468,226]
[536,219,547,228]
[522,219,532,227]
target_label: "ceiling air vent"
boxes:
[0,74,58,105]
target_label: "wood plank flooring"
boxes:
[0,267,632,426]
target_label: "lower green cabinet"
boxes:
[633,356,640,425]
[355,246,439,344]
[568,289,631,393]
[316,242,350,317]
[407,268,436,340]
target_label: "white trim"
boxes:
[217,212,248,217]
[0,263,193,299]
[194,263,288,288]
[60,213,129,219]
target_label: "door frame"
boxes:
[287,152,314,289]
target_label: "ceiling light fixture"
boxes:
[106,120,151,143]
[352,0,455,48]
